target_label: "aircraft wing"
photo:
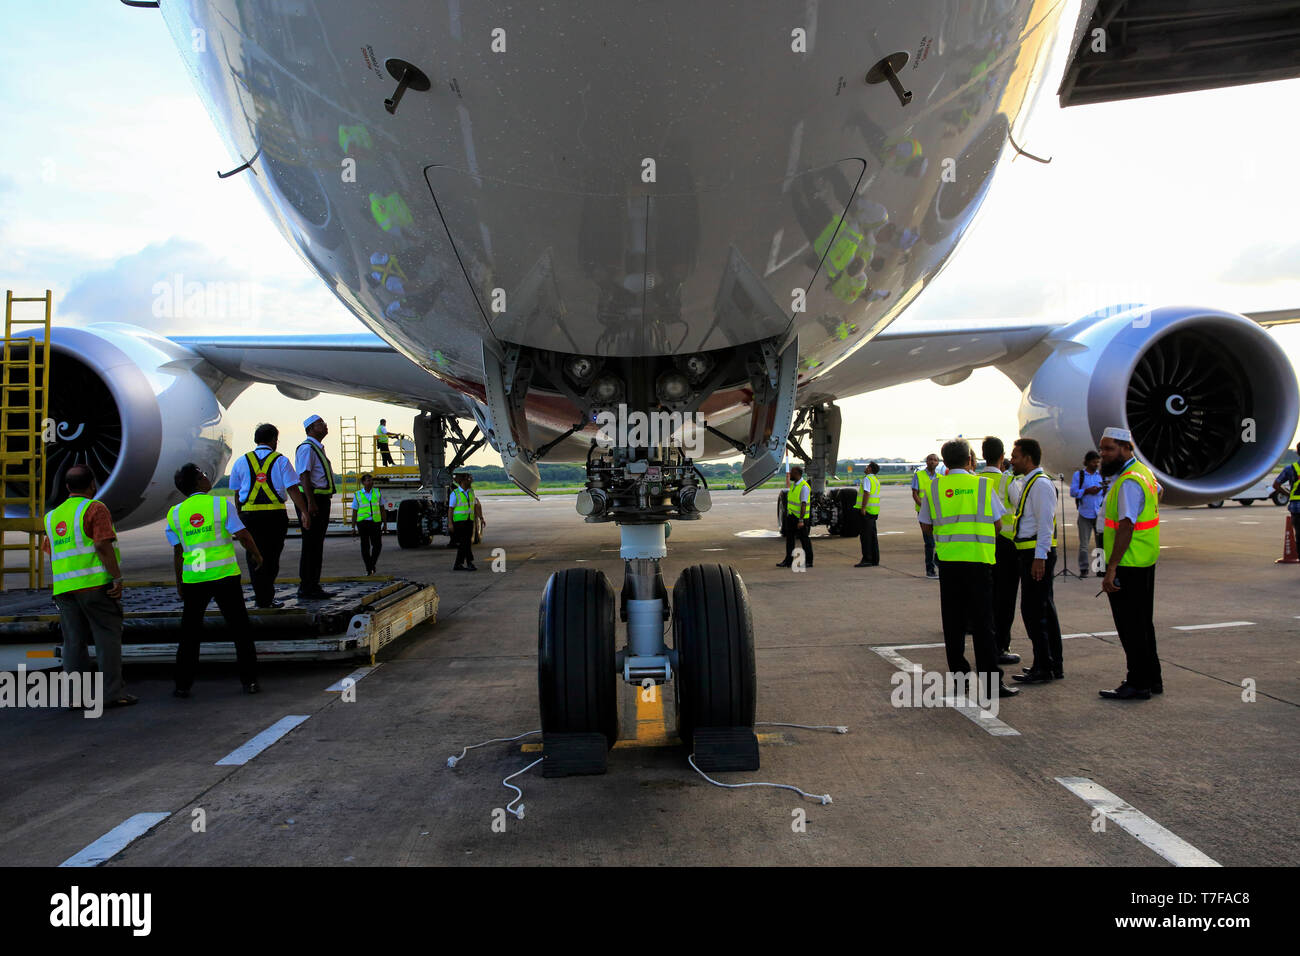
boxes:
[169,332,471,415]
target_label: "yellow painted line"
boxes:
[26,649,55,658]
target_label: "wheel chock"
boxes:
[691,727,760,772]
[541,732,608,777]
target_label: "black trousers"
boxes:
[1107,564,1161,689]
[1017,547,1063,672]
[782,513,813,565]
[938,560,1001,681]
[175,575,257,690]
[452,519,475,566]
[992,535,1020,653]
[295,493,332,592]
[378,444,394,466]
[859,513,879,564]
[358,520,382,572]
[241,509,288,607]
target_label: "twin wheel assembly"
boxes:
[537,562,758,776]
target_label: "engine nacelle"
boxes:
[1019,305,1299,507]
[37,324,232,530]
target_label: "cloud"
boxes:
[1221,239,1300,286]
[59,237,360,334]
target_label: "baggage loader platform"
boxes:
[0,576,437,667]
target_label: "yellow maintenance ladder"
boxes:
[338,416,361,524]
[0,291,53,590]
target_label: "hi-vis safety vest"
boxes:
[830,269,868,304]
[168,494,240,584]
[1103,461,1161,567]
[298,440,337,495]
[375,426,389,447]
[786,479,811,519]
[1011,471,1057,551]
[813,216,864,277]
[913,470,938,513]
[855,474,880,515]
[354,487,382,522]
[241,451,286,511]
[978,467,1016,540]
[927,473,997,564]
[45,497,119,596]
[451,487,476,522]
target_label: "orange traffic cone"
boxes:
[1276,515,1299,564]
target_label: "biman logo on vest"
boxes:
[943,487,973,498]
[890,669,1000,718]
[0,665,103,718]
[55,521,68,536]
[189,513,205,528]
[49,886,151,936]
[594,404,705,458]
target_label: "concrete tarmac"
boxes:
[2,486,1296,866]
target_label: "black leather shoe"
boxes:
[243,682,261,695]
[998,682,1020,698]
[1053,670,1065,680]
[1150,682,1163,694]
[1013,668,1053,684]
[776,561,792,568]
[452,564,466,571]
[257,600,285,609]
[1099,682,1150,700]
[854,561,871,567]
[311,588,337,598]
[1079,570,1090,578]
[465,564,478,572]
[998,652,1021,665]
[172,688,190,699]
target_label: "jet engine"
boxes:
[29,324,233,530]
[1017,305,1298,507]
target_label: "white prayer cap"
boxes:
[303,414,323,428]
[1101,426,1133,444]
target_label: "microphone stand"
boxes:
[1054,473,1077,578]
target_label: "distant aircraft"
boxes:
[31,0,1300,770]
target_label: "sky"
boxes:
[2,1,1299,470]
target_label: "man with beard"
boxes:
[1007,438,1063,684]
[978,436,1021,665]
[1097,427,1163,700]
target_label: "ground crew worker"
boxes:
[1098,427,1163,700]
[855,461,881,567]
[911,454,940,578]
[167,463,264,697]
[376,418,395,467]
[1006,438,1063,684]
[777,465,813,568]
[43,464,134,708]
[979,437,1021,665]
[917,440,1017,699]
[1271,441,1300,532]
[230,423,308,608]
[449,472,481,570]
[295,414,337,599]
[351,473,386,575]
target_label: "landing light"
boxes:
[656,370,691,403]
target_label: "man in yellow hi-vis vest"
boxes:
[230,423,308,608]
[351,472,386,575]
[777,465,813,568]
[449,472,483,570]
[918,439,1018,698]
[1098,427,1164,700]
[166,463,264,697]
[43,464,134,709]
[854,461,881,567]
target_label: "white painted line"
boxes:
[1171,621,1255,631]
[1061,631,1118,638]
[701,548,727,551]
[879,531,905,535]
[215,715,310,766]
[1239,521,1260,525]
[891,633,1105,650]
[1055,777,1220,867]
[60,812,171,867]
[326,666,376,692]
[870,646,1019,737]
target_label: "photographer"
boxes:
[1069,450,1105,576]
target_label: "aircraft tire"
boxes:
[396,499,429,549]
[777,491,787,532]
[836,487,860,537]
[538,568,619,749]
[672,564,756,749]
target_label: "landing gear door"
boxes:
[741,335,799,493]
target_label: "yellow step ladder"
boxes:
[0,291,53,590]
[339,416,360,524]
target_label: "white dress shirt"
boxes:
[229,445,299,504]
[295,436,335,491]
[1009,466,1057,559]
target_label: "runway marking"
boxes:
[1055,777,1221,867]
[735,529,782,538]
[1171,621,1254,631]
[60,812,171,867]
[632,684,672,746]
[215,715,310,766]
[880,531,905,535]
[326,666,377,692]
[26,649,55,658]
[701,548,727,551]
[870,646,1019,737]
[1240,521,1260,525]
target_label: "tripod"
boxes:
[1054,474,1078,579]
